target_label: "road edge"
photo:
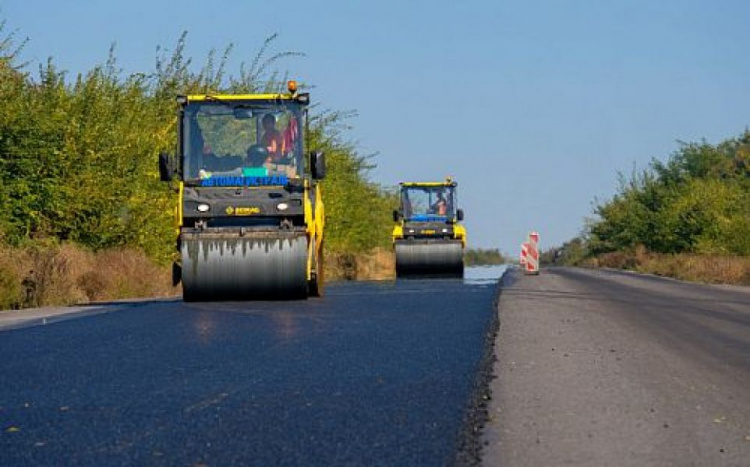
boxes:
[454,268,512,466]
[0,296,180,331]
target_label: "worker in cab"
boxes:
[431,192,448,216]
[261,114,284,163]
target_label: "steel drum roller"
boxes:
[182,232,308,301]
[395,240,464,278]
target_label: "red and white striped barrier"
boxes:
[521,231,540,275]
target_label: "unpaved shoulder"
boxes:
[482,267,750,467]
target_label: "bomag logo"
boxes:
[421,229,436,235]
[226,206,261,216]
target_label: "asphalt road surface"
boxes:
[483,267,750,467]
[0,274,500,466]
[4,265,749,466]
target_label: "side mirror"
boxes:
[310,151,326,180]
[393,210,402,222]
[159,152,176,182]
[456,209,464,221]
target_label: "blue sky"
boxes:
[3,0,749,254]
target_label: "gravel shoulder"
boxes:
[482,267,750,467]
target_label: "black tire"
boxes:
[172,262,182,287]
[308,238,325,297]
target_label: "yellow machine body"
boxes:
[392,179,466,278]
[162,87,326,300]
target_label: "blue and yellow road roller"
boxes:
[392,178,466,278]
[159,81,326,300]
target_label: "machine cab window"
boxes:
[182,102,303,182]
[401,185,457,220]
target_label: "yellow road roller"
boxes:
[159,81,325,300]
[392,178,466,278]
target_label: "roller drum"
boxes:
[395,239,464,278]
[181,232,308,301]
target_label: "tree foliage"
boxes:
[308,109,397,252]
[0,23,393,264]
[588,131,750,256]
[464,248,507,266]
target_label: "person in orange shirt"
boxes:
[431,191,448,216]
[260,114,284,163]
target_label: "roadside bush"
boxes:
[585,245,750,285]
[589,131,750,256]
[464,248,507,266]
[324,247,395,281]
[0,242,177,309]
[0,20,398,306]
[635,252,750,285]
[24,243,90,307]
[566,131,750,285]
[91,248,175,300]
[0,261,22,310]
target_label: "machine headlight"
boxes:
[408,229,415,234]
[197,203,210,212]
[276,202,289,211]
[442,228,449,233]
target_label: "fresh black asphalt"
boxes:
[0,277,500,466]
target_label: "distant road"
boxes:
[0,276,500,466]
[483,267,750,467]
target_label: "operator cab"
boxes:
[181,100,304,183]
[400,183,459,222]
